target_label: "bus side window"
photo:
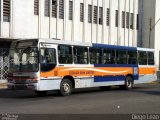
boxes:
[58,45,73,64]
[148,52,155,65]
[138,51,147,65]
[103,49,115,64]
[116,50,127,64]
[74,46,88,64]
[89,48,102,64]
[128,51,137,64]
[40,48,56,72]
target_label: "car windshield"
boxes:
[9,47,39,72]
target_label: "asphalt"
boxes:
[0,83,160,114]
[0,83,160,120]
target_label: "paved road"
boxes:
[0,83,160,114]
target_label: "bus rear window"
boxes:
[138,51,147,65]
[148,52,154,65]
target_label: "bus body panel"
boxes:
[8,39,157,92]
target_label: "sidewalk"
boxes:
[0,81,7,89]
[151,81,160,84]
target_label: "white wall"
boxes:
[0,0,140,47]
[154,0,160,69]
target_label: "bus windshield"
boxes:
[9,47,39,72]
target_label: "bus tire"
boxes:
[60,79,73,96]
[35,91,47,96]
[120,76,133,90]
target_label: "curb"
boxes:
[0,83,7,88]
[150,81,160,84]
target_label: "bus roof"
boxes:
[92,43,137,51]
[14,39,155,51]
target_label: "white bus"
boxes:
[8,39,157,96]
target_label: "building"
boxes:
[0,0,143,81]
[0,0,141,45]
[141,0,160,70]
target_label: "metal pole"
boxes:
[149,17,152,48]
[149,17,160,48]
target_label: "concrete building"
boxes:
[142,0,160,70]
[0,0,141,46]
[1,0,154,82]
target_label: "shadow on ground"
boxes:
[0,83,159,99]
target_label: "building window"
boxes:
[88,5,92,23]
[80,3,84,22]
[122,11,125,28]
[99,7,103,25]
[34,0,39,15]
[69,1,73,20]
[106,8,110,26]
[44,0,50,17]
[137,14,139,30]
[126,12,130,29]
[52,0,57,18]
[130,13,134,29]
[59,0,64,19]
[93,6,97,24]
[115,10,118,27]
[3,0,10,22]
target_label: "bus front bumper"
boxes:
[7,83,37,90]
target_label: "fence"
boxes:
[0,48,9,82]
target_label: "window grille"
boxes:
[115,10,118,27]
[69,1,73,20]
[88,5,92,23]
[122,11,125,28]
[34,0,39,15]
[45,0,50,17]
[52,0,57,18]
[99,7,103,25]
[126,12,130,29]
[3,0,10,22]
[93,6,97,24]
[59,0,64,19]
[80,3,84,22]
[106,8,110,26]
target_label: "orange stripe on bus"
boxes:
[139,67,156,75]
[40,67,133,78]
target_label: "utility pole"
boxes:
[149,17,160,48]
[149,17,152,48]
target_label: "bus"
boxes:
[7,39,157,96]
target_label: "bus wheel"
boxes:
[35,91,47,96]
[100,86,111,91]
[120,76,133,90]
[60,79,73,96]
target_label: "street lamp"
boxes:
[149,17,160,48]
